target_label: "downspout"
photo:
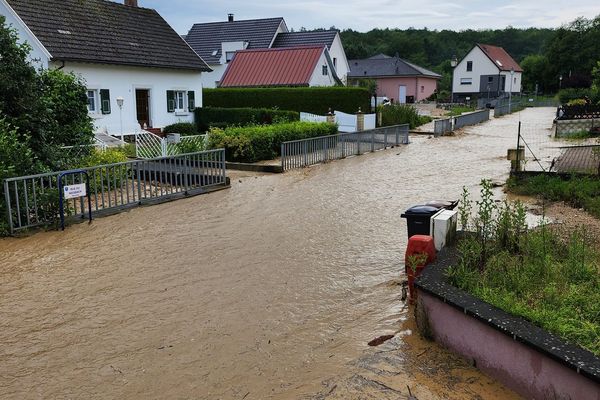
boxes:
[56,60,65,70]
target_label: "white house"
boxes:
[452,44,522,103]
[184,15,349,88]
[1,0,211,136]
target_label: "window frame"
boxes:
[460,78,472,85]
[322,65,328,76]
[225,51,235,63]
[87,89,98,113]
[466,61,473,72]
[175,90,186,112]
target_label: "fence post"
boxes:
[371,130,375,152]
[161,138,167,157]
[356,108,365,132]
[304,140,308,167]
[515,121,521,172]
[4,180,13,234]
[281,143,285,171]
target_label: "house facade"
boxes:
[184,15,349,87]
[452,44,522,102]
[219,46,341,88]
[1,0,211,136]
[348,54,441,103]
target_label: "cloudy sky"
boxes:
[134,0,599,34]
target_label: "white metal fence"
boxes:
[299,111,376,132]
[135,131,206,159]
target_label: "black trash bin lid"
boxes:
[401,205,440,218]
[426,200,458,210]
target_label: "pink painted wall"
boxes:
[420,292,600,400]
[375,76,438,102]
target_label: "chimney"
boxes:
[124,0,138,6]
[228,13,234,22]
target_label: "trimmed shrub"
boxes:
[206,121,338,163]
[558,87,600,104]
[195,107,300,132]
[377,104,432,129]
[203,87,370,115]
[163,122,199,136]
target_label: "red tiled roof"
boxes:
[477,43,523,72]
[219,46,325,87]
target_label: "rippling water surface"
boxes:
[0,109,556,399]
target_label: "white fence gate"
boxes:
[300,112,328,123]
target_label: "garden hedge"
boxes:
[195,107,299,132]
[206,121,338,163]
[203,87,370,115]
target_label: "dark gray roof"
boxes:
[185,17,285,64]
[348,55,441,79]
[6,0,210,71]
[271,30,338,49]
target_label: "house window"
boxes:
[322,65,328,76]
[488,76,494,83]
[466,61,473,72]
[175,91,186,111]
[225,51,235,63]
[87,90,98,113]
[421,85,425,93]
[333,57,337,67]
[460,78,472,85]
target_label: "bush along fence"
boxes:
[203,87,371,115]
[2,149,227,234]
[195,107,300,132]
[281,124,409,170]
[434,109,490,136]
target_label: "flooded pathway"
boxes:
[0,108,555,399]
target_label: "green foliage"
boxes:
[377,104,431,129]
[446,106,475,116]
[203,87,370,115]
[448,180,600,356]
[80,148,128,167]
[176,138,206,154]
[195,107,300,132]
[163,122,199,136]
[458,186,472,231]
[520,54,551,93]
[558,87,599,104]
[206,121,338,163]
[508,174,600,216]
[593,61,600,90]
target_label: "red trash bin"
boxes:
[405,235,436,303]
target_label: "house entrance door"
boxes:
[398,85,407,103]
[135,89,151,129]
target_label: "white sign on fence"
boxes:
[63,183,87,200]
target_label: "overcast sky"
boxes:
[134,0,599,34]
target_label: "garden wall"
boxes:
[415,248,600,400]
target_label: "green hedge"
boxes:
[377,104,432,129]
[163,122,199,136]
[206,121,338,163]
[203,87,370,115]
[195,107,299,132]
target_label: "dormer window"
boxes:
[225,51,235,63]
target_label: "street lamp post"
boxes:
[116,96,124,142]
[508,67,515,113]
[559,75,563,91]
[450,54,458,104]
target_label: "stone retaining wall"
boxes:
[556,118,599,137]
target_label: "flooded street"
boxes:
[0,108,556,399]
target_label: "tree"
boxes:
[0,15,93,168]
[521,54,550,93]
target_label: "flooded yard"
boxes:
[0,108,557,399]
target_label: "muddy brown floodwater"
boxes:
[0,108,557,399]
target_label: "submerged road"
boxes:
[0,108,557,399]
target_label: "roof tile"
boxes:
[6,0,210,71]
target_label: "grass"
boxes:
[447,180,600,357]
[446,106,475,116]
[507,174,600,219]
[562,130,600,140]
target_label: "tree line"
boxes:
[337,14,600,95]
